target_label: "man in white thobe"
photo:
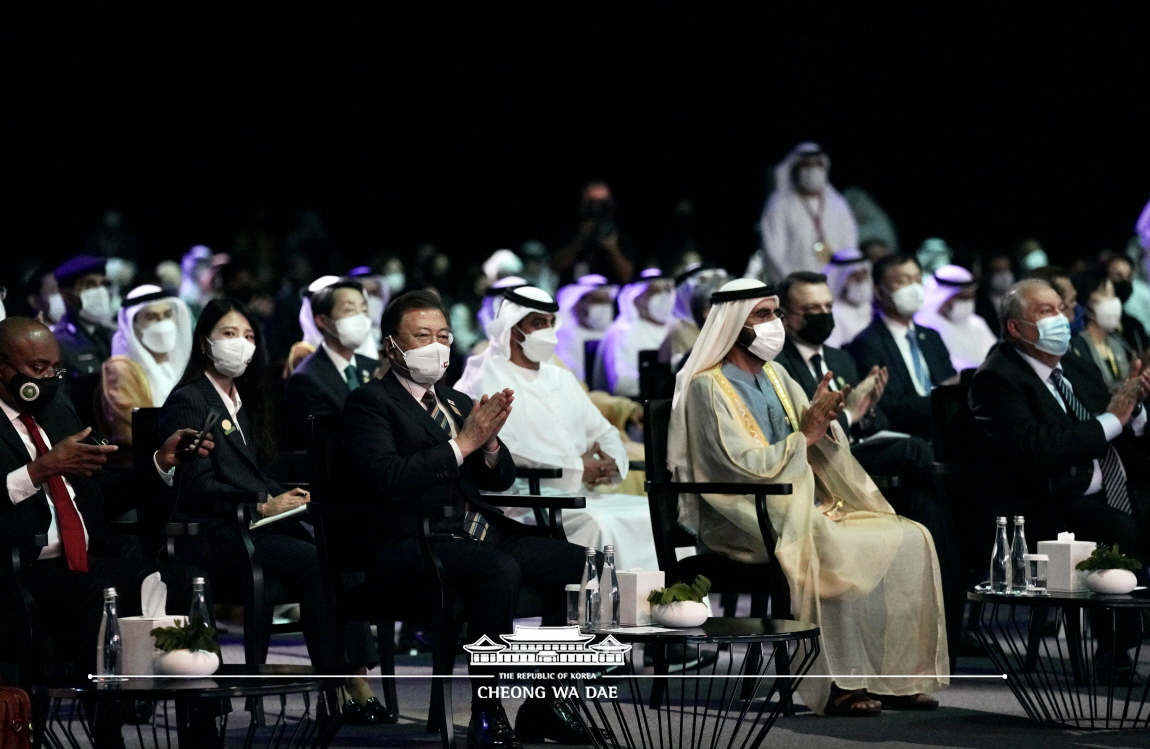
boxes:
[593,268,674,397]
[456,285,659,571]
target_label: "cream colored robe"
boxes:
[675,363,948,711]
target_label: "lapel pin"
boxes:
[221,419,236,435]
[362,371,370,383]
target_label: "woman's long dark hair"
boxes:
[176,297,277,464]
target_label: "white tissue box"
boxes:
[120,616,179,675]
[617,570,665,626]
[1037,535,1096,593]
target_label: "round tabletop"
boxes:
[594,617,819,644]
[967,586,1150,609]
[34,664,332,701]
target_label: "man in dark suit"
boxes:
[846,253,958,439]
[342,291,590,749]
[969,279,1149,681]
[285,279,378,438]
[51,256,114,428]
[0,318,212,746]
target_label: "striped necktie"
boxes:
[421,390,451,436]
[422,388,488,540]
[1049,369,1131,514]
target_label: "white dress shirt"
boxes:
[1016,349,1145,495]
[322,341,354,381]
[2,399,90,559]
[394,373,500,467]
[793,340,859,427]
[205,371,246,443]
[881,313,929,397]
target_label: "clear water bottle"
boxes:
[579,547,601,631]
[990,517,1009,593]
[189,577,211,630]
[599,545,620,629]
[1009,516,1028,595]
[96,587,126,680]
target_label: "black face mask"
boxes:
[799,312,835,346]
[3,372,60,415]
[1113,280,1133,305]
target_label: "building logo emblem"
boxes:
[464,624,631,666]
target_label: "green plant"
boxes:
[1075,544,1142,572]
[150,618,220,655]
[647,575,711,605]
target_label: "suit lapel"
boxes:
[1001,345,1068,417]
[875,321,916,392]
[193,376,262,471]
[313,349,353,403]
[0,410,30,462]
[779,340,819,397]
[383,372,451,444]
[434,384,467,432]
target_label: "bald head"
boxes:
[0,317,59,359]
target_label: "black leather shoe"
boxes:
[514,697,591,745]
[468,705,523,749]
[344,697,399,725]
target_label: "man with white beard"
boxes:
[745,142,859,283]
[456,286,659,572]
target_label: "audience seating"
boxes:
[583,339,600,387]
[308,414,585,749]
[639,349,674,401]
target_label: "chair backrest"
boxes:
[583,339,600,387]
[308,413,358,573]
[929,371,976,468]
[131,408,167,559]
[642,398,696,572]
[639,350,674,401]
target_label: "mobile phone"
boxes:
[176,408,223,463]
[84,429,111,447]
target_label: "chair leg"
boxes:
[377,621,399,716]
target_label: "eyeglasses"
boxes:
[0,356,67,379]
[408,330,454,347]
[750,309,787,322]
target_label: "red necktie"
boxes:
[16,413,88,572]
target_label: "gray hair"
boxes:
[999,278,1054,338]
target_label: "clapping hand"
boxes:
[457,389,515,456]
[1107,359,1150,426]
[800,371,846,447]
[844,365,888,424]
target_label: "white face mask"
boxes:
[209,337,257,378]
[366,295,385,325]
[1091,297,1123,332]
[843,279,873,306]
[392,338,449,384]
[141,318,178,355]
[796,166,828,193]
[889,282,925,317]
[516,325,558,363]
[47,293,66,324]
[332,313,372,349]
[79,286,112,323]
[743,317,786,362]
[584,303,614,331]
[989,270,1014,295]
[644,291,675,324]
[946,298,975,324]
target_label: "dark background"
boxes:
[5,5,1149,293]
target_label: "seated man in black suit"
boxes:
[342,291,591,749]
[970,279,1149,681]
[284,278,378,437]
[773,272,962,648]
[0,317,212,746]
[846,253,958,439]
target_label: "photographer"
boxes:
[553,181,636,286]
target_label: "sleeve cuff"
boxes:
[449,439,464,467]
[153,451,175,487]
[7,466,37,505]
[482,443,501,468]
[1096,412,1123,442]
[1131,406,1147,437]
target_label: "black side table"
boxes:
[567,617,819,749]
[968,587,1149,729]
[32,664,343,748]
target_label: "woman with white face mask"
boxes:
[914,265,997,372]
[592,269,675,397]
[1070,273,1137,389]
[159,298,347,685]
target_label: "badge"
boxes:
[836,376,846,390]
[18,382,39,402]
[221,419,237,436]
[446,398,462,417]
[361,371,371,383]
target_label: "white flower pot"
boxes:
[651,601,708,628]
[156,649,220,676]
[1080,569,1138,595]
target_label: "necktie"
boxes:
[810,352,836,392]
[16,413,89,571]
[422,389,488,540]
[905,330,930,393]
[344,364,359,392]
[1049,369,1131,514]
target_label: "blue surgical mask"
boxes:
[1023,314,1071,356]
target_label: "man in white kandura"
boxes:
[668,277,948,717]
[112,284,194,406]
[914,264,997,373]
[456,286,659,572]
[593,268,674,397]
